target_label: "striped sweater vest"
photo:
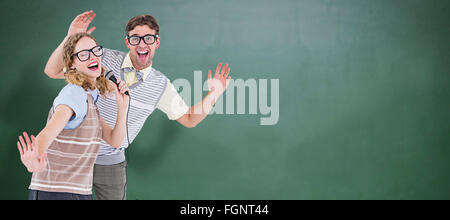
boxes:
[96,48,167,164]
[29,93,102,195]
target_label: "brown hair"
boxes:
[63,32,113,96]
[126,14,159,36]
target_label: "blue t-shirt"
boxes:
[52,84,99,130]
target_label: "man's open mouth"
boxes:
[137,50,149,59]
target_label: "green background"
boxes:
[0,0,449,199]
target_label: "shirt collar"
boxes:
[121,53,152,81]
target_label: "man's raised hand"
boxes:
[208,63,231,98]
[67,10,96,36]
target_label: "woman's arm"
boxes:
[35,105,74,155]
[16,104,73,172]
[100,79,130,148]
[99,115,126,148]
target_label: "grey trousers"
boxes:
[93,161,127,200]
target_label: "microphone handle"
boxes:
[116,83,129,96]
[109,75,129,96]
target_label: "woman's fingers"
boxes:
[119,81,125,90]
[17,141,24,155]
[39,153,47,162]
[23,132,32,151]
[122,87,130,95]
[19,135,27,152]
[112,79,120,93]
[118,80,129,95]
[31,135,37,152]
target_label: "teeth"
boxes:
[138,51,148,55]
[88,62,98,68]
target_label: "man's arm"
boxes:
[44,36,69,79]
[44,10,96,79]
[176,63,231,128]
[176,91,216,128]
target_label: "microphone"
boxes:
[105,70,129,96]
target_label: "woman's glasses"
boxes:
[73,45,103,62]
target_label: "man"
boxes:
[44,10,231,200]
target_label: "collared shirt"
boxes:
[121,53,153,86]
[121,53,189,120]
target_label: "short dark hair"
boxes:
[125,15,159,36]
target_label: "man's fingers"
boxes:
[82,10,94,23]
[220,63,228,77]
[208,70,212,80]
[86,12,96,24]
[214,63,222,77]
[73,13,85,23]
[224,67,230,79]
[87,26,96,34]
[74,11,90,23]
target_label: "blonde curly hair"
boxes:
[63,32,113,96]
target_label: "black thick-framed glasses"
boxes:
[126,34,159,46]
[72,45,103,62]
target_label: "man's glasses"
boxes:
[127,34,159,46]
[72,45,103,62]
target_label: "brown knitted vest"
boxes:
[29,93,102,195]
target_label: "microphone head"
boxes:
[105,70,118,84]
[105,70,130,96]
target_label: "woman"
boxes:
[16,32,130,200]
